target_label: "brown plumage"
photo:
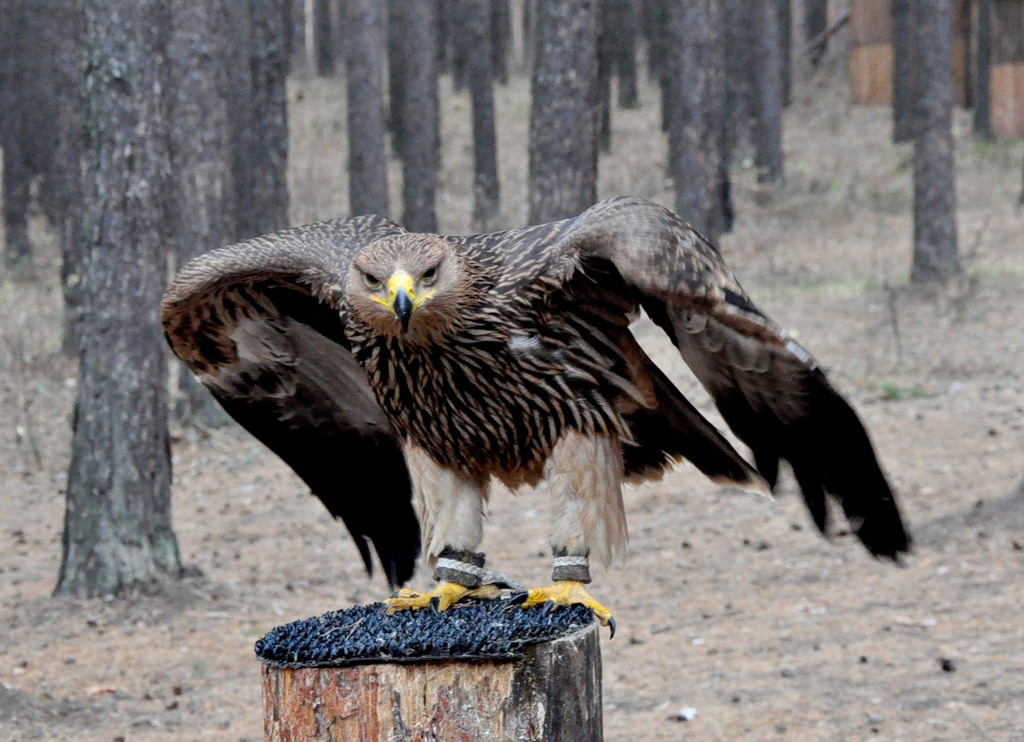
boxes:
[162,196,910,593]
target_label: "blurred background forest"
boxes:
[1,0,1023,740]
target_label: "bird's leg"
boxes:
[385,547,505,613]
[514,432,625,635]
[386,445,523,614]
[387,446,512,613]
[515,549,616,636]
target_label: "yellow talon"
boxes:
[518,580,616,636]
[384,581,472,614]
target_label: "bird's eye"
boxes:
[364,273,381,290]
[421,267,438,286]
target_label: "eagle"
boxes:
[162,196,910,633]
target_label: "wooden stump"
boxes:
[261,621,602,741]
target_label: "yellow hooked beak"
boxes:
[370,270,434,332]
[389,272,415,332]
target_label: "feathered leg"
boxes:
[385,444,507,613]
[516,432,626,635]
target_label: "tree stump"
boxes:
[257,602,602,740]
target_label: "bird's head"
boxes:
[347,234,464,342]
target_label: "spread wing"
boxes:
[474,195,911,559]
[162,216,421,587]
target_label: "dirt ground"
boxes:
[2,65,1023,741]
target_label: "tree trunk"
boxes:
[609,0,640,109]
[1,0,70,265]
[169,0,234,425]
[288,0,311,78]
[640,0,672,131]
[313,0,335,76]
[724,0,752,159]
[911,0,960,283]
[56,0,181,598]
[1019,143,1024,205]
[261,623,603,741]
[667,0,726,242]
[777,0,792,106]
[528,0,599,224]
[227,0,290,240]
[52,0,86,355]
[750,0,784,184]
[465,0,502,230]
[804,0,827,65]
[598,0,614,152]
[973,0,993,140]
[345,0,390,216]
[1,122,32,270]
[400,0,440,232]
[225,2,254,225]
[892,0,916,142]
[522,0,539,76]
[492,0,512,84]
[387,0,408,151]
[248,0,290,235]
[437,0,453,74]
[0,0,34,270]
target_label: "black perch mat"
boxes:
[255,598,595,668]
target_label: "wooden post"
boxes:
[261,622,602,741]
[990,0,1024,138]
[849,0,970,106]
[850,0,895,105]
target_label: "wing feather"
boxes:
[162,216,421,586]
[512,196,910,559]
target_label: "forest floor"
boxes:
[1,66,1023,741]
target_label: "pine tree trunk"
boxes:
[437,0,454,74]
[911,0,960,283]
[225,2,254,227]
[610,0,640,109]
[313,0,335,76]
[345,0,390,216]
[777,0,792,106]
[0,0,33,270]
[973,0,993,140]
[261,623,603,741]
[598,0,614,152]
[45,0,86,355]
[169,0,234,426]
[56,0,181,597]
[528,0,599,224]
[246,0,290,236]
[288,0,311,77]
[227,1,289,241]
[668,0,726,241]
[750,0,784,184]
[724,0,752,158]
[465,0,501,230]
[1,127,32,270]
[387,0,408,152]
[891,0,916,142]
[640,0,672,132]
[1,0,71,271]
[492,0,512,84]
[400,0,439,232]
[522,0,538,75]
[1018,143,1024,205]
[804,0,827,65]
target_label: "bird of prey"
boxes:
[162,196,910,631]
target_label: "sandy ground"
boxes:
[2,65,1023,741]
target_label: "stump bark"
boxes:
[261,621,602,741]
